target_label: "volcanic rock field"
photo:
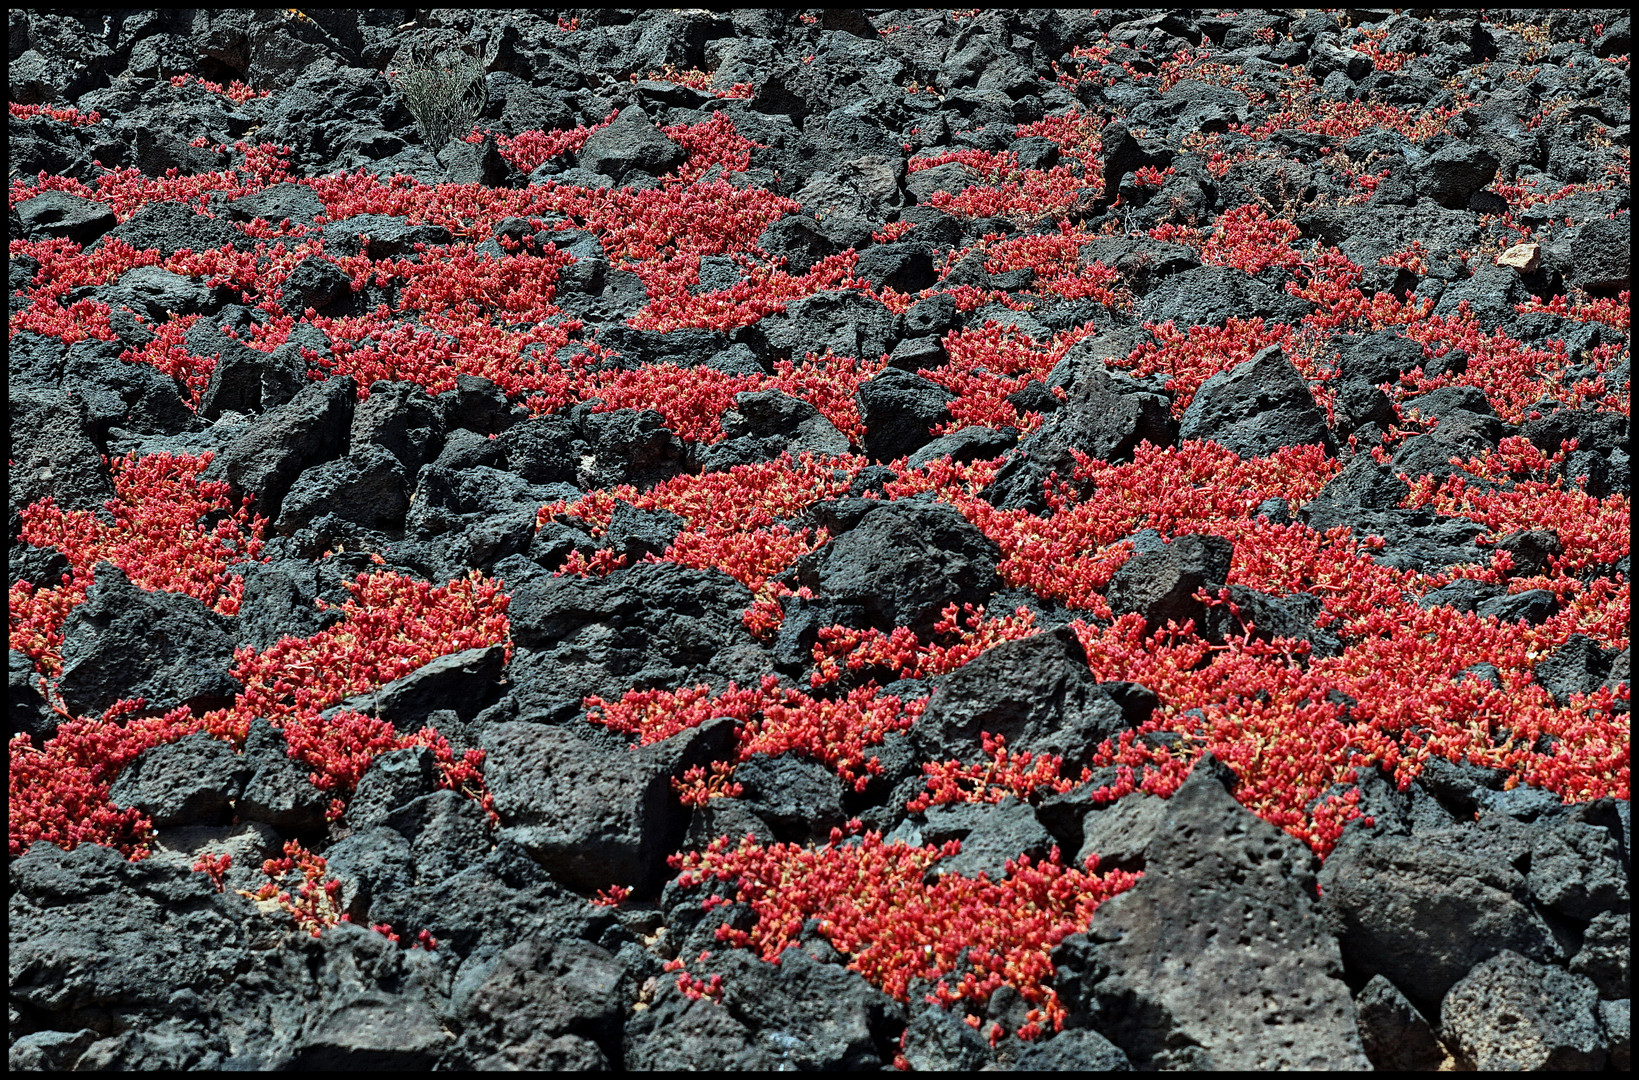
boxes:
[7,7,1633,1071]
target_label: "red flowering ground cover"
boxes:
[7,9,1630,1065]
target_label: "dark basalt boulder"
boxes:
[58,563,241,717]
[483,717,732,894]
[578,106,685,181]
[15,191,117,245]
[981,367,1174,511]
[1105,533,1234,637]
[8,388,113,518]
[1054,757,1370,1070]
[625,946,904,1070]
[322,644,508,734]
[1177,346,1335,458]
[108,732,253,829]
[216,375,357,519]
[794,500,1001,638]
[698,389,852,470]
[505,562,771,725]
[274,444,410,535]
[1141,265,1312,328]
[1441,950,1607,1070]
[8,9,1632,1073]
[1317,823,1565,1018]
[912,626,1132,762]
[10,650,58,743]
[857,368,955,464]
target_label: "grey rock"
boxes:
[1535,634,1617,705]
[324,214,453,260]
[1417,577,1505,614]
[1557,214,1630,295]
[347,747,438,830]
[105,265,215,322]
[9,1029,101,1072]
[15,190,116,244]
[438,373,523,436]
[528,519,600,573]
[905,425,1018,471]
[902,292,958,339]
[321,825,416,921]
[1519,407,1627,461]
[1332,328,1431,387]
[9,388,113,517]
[1177,346,1335,458]
[451,937,625,1069]
[914,626,1130,762]
[1318,827,1558,1016]
[906,161,975,204]
[280,254,352,310]
[384,788,493,886]
[982,367,1173,511]
[1200,585,1343,656]
[702,389,852,468]
[901,1002,991,1070]
[1076,790,1172,874]
[350,380,446,474]
[236,717,331,832]
[921,796,1057,881]
[9,841,252,1022]
[1525,807,1629,921]
[498,413,582,485]
[575,407,685,490]
[108,732,253,829]
[61,340,195,437]
[756,214,845,275]
[1493,528,1563,578]
[274,443,409,534]
[1475,588,1560,626]
[1013,1027,1132,1069]
[365,837,620,964]
[1440,949,1606,1070]
[710,946,904,1069]
[1053,758,1369,1070]
[623,977,779,1070]
[1415,141,1499,209]
[1334,376,1396,433]
[1353,974,1448,1071]
[854,241,937,293]
[505,562,768,725]
[191,318,311,420]
[1105,533,1234,637]
[225,182,326,229]
[750,290,899,366]
[141,821,282,898]
[733,754,846,844]
[603,500,686,562]
[407,461,555,539]
[684,798,777,851]
[1570,910,1631,1000]
[58,563,241,717]
[1601,998,1630,1071]
[578,106,685,181]
[484,722,680,893]
[794,499,1000,638]
[235,922,454,1070]
[219,375,356,519]
[857,368,955,463]
[1141,265,1311,328]
[98,199,245,258]
[9,649,57,742]
[232,562,323,651]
